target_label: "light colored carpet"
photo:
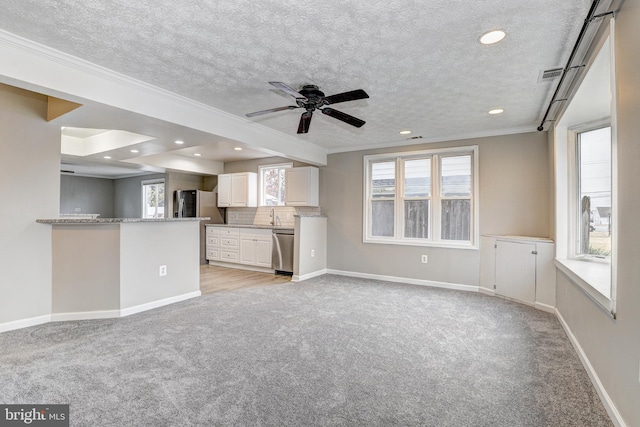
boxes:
[0,275,612,426]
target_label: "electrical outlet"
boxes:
[311,249,315,258]
[421,255,428,264]
[159,265,167,276]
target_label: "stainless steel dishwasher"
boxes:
[272,228,294,275]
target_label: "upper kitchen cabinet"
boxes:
[217,172,257,207]
[285,167,319,207]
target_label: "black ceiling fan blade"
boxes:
[323,89,369,105]
[269,81,307,100]
[297,112,313,134]
[320,107,366,128]
[245,105,299,117]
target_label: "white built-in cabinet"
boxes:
[480,235,555,311]
[206,225,272,269]
[285,167,319,207]
[217,172,257,207]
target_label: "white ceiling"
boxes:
[0,0,594,177]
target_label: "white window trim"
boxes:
[141,178,165,219]
[554,21,617,318]
[363,146,479,250]
[258,163,293,206]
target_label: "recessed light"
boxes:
[234,147,243,151]
[399,130,411,135]
[194,153,202,157]
[130,149,139,153]
[103,156,112,159]
[479,30,506,45]
[488,108,505,115]
[175,140,184,145]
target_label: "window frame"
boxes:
[363,146,479,249]
[258,162,293,207]
[141,178,165,219]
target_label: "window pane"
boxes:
[578,127,612,257]
[143,182,164,219]
[404,158,431,197]
[441,199,470,241]
[263,167,285,206]
[404,200,429,238]
[441,155,471,196]
[372,200,394,237]
[372,162,395,198]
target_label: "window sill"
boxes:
[364,238,478,250]
[554,257,614,318]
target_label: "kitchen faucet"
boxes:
[270,208,275,226]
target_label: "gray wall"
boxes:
[321,131,550,285]
[0,84,60,326]
[60,174,115,218]
[555,3,640,425]
[113,173,165,218]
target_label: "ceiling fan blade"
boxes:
[269,81,307,100]
[297,112,313,134]
[245,105,299,117]
[320,107,366,128]
[323,89,369,105]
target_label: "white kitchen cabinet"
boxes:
[217,173,257,207]
[205,226,220,261]
[239,228,272,268]
[480,235,555,310]
[285,167,319,207]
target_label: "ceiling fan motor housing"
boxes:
[297,85,326,111]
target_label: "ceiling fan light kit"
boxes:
[246,82,369,134]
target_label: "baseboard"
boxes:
[555,309,627,427]
[326,269,479,293]
[51,309,121,322]
[120,291,202,317]
[292,269,328,282]
[478,287,495,296]
[534,302,556,314]
[0,314,51,334]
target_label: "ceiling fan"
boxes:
[245,82,369,134]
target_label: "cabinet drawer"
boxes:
[221,237,239,248]
[206,236,220,246]
[206,248,219,260]
[220,250,239,262]
[219,228,239,236]
[206,227,219,236]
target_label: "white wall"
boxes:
[554,3,640,425]
[0,84,60,329]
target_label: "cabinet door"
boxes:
[254,237,272,267]
[495,240,536,303]
[218,175,232,207]
[285,167,318,206]
[239,236,256,264]
[231,174,248,206]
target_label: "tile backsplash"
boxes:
[226,206,321,228]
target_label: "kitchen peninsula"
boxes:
[37,217,206,321]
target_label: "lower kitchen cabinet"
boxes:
[206,226,273,269]
[239,229,272,268]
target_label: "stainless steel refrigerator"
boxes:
[174,190,225,264]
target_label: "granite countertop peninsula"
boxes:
[37,217,210,224]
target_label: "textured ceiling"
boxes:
[0,0,592,152]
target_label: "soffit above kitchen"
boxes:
[0,0,593,155]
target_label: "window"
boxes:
[142,179,165,218]
[259,163,292,206]
[554,26,617,316]
[576,126,612,259]
[364,146,478,248]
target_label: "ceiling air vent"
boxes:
[538,68,563,83]
[407,135,423,140]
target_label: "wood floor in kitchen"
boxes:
[200,264,292,294]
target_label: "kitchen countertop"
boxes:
[37,217,210,224]
[206,224,294,231]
